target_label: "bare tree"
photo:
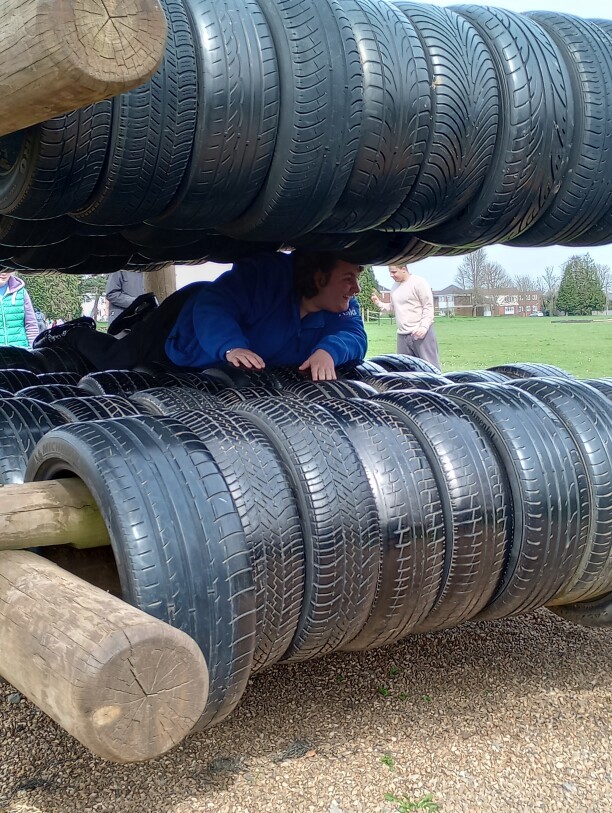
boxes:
[483,261,512,291]
[455,248,489,315]
[596,263,611,313]
[539,265,559,315]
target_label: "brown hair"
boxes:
[292,250,339,299]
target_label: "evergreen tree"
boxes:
[356,265,379,316]
[557,255,606,315]
[25,272,83,321]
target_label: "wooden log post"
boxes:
[0,0,168,136]
[0,550,209,762]
[143,262,176,302]
[0,479,109,550]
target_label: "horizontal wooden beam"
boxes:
[0,0,167,136]
[0,550,209,762]
[0,479,109,550]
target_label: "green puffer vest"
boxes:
[0,287,29,347]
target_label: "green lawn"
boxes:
[365,316,612,379]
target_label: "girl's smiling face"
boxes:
[0,270,13,286]
[311,261,362,313]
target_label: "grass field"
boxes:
[365,316,612,379]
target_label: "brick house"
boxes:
[433,285,542,317]
[432,285,474,317]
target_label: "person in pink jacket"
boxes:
[0,269,39,348]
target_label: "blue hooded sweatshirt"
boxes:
[165,253,367,369]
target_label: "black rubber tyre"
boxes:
[26,416,256,728]
[16,384,87,402]
[336,360,388,380]
[52,396,142,422]
[72,0,197,226]
[445,370,509,384]
[511,378,612,603]
[320,398,445,648]
[78,370,160,397]
[281,379,375,401]
[129,387,221,415]
[357,373,448,392]
[561,20,612,245]
[420,5,573,247]
[0,349,45,373]
[30,347,93,375]
[35,372,82,386]
[235,397,380,660]
[0,369,39,392]
[174,407,304,671]
[583,379,612,400]
[151,0,280,230]
[221,0,362,240]
[122,224,209,249]
[0,103,112,218]
[373,390,509,632]
[0,388,13,398]
[8,237,93,271]
[0,215,76,247]
[437,383,587,619]
[384,2,498,232]
[550,591,612,627]
[214,386,283,406]
[315,0,431,233]
[0,397,66,483]
[369,354,441,374]
[488,362,573,379]
[507,13,612,246]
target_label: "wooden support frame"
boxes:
[0,550,209,762]
[0,0,168,136]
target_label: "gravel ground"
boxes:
[0,609,610,813]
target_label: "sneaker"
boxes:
[107,293,159,336]
[33,317,97,349]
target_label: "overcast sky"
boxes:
[180,0,612,292]
[373,0,612,290]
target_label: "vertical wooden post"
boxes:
[143,263,176,303]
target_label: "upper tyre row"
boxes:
[0,1,612,270]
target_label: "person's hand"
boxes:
[299,349,336,380]
[412,326,428,340]
[225,348,265,369]
[371,289,381,305]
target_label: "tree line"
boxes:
[21,274,108,323]
[453,248,609,316]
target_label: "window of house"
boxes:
[505,306,515,315]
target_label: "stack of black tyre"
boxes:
[1,1,612,271]
[0,353,610,728]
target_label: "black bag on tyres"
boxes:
[437,383,589,620]
[173,407,305,672]
[316,398,445,649]
[511,378,612,604]
[235,397,380,661]
[373,390,510,632]
[26,416,256,729]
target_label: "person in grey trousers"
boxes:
[371,263,440,370]
[105,271,145,327]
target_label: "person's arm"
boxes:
[414,278,434,335]
[23,291,39,345]
[105,272,137,310]
[303,299,367,376]
[372,289,393,313]
[192,253,290,363]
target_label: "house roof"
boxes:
[433,285,468,295]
